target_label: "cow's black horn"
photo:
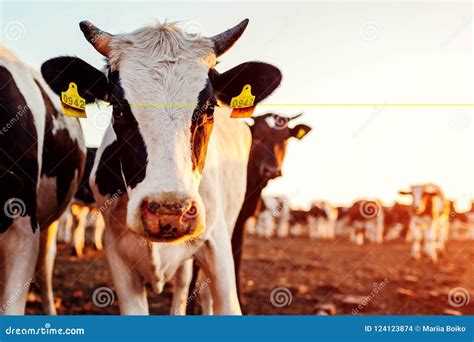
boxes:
[79,20,112,57]
[209,19,249,57]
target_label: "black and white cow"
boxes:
[254,195,291,238]
[41,19,282,315]
[399,184,450,262]
[0,44,85,315]
[346,199,384,245]
[307,201,336,240]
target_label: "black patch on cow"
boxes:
[107,70,148,190]
[35,80,85,222]
[95,139,126,197]
[209,62,282,106]
[74,147,97,204]
[0,66,39,233]
[41,56,108,103]
[190,81,215,172]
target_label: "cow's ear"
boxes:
[41,56,108,103]
[210,62,282,106]
[290,124,311,140]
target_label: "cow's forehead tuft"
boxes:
[107,22,215,71]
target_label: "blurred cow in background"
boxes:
[446,200,472,241]
[288,209,310,236]
[399,184,449,262]
[383,202,412,241]
[57,148,105,257]
[255,196,291,238]
[334,206,350,236]
[307,201,336,240]
[346,200,384,245]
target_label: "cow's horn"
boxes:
[289,113,304,121]
[79,21,112,57]
[210,19,249,57]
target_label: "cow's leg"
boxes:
[424,220,438,263]
[437,219,448,255]
[0,217,39,315]
[57,209,72,243]
[35,220,58,315]
[309,217,317,239]
[196,227,241,315]
[72,206,90,257]
[410,219,421,260]
[93,213,105,251]
[170,259,193,315]
[198,277,213,315]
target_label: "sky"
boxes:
[1,0,472,207]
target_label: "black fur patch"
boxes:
[95,140,126,197]
[74,147,97,204]
[41,56,108,103]
[35,80,85,224]
[0,66,39,233]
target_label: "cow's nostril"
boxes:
[183,202,198,219]
[148,201,161,213]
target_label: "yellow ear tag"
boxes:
[230,84,256,118]
[60,82,87,118]
[296,128,306,140]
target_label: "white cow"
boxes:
[255,196,290,238]
[399,184,450,262]
[42,19,281,315]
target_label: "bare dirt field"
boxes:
[26,235,474,315]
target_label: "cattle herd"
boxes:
[0,19,472,316]
[250,187,474,261]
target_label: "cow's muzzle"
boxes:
[140,199,202,242]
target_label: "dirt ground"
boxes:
[25,235,474,315]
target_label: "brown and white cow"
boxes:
[42,19,282,315]
[399,184,450,262]
[0,44,85,315]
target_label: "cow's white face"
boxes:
[41,19,282,242]
[106,26,217,241]
[410,185,425,212]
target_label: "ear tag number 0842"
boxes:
[61,82,87,118]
